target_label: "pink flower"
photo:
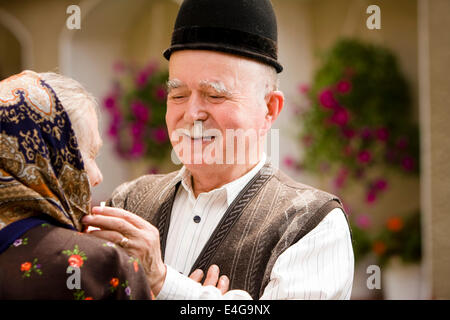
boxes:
[360,128,372,140]
[283,156,295,168]
[298,84,310,94]
[135,62,157,88]
[129,141,145,158]
[318,89,338,109]
[366,190,377,204]
[396,137,408,149]
[135,71,150,88]
[330,107,350,126]
[107,110,122,138]
[155,86,167,101]
[148,167,159,174]
[152,127,168,144]
[356,214,372,229]
[375,127,389,142]
[341,127,356,139]
[103,96,116,111]
[374,178,388,191]
[336,80,352,94]
[358,150,372,164]
[334,168,349,189]
[107,123,119,138]
[131,122,145,138]
[401,156,414,171]
[131,101,150,122]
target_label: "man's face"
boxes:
[166,50,270,170]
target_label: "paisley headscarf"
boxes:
[0,70,90,231]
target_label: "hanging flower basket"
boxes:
[102,61,173,173]
[292,39,420,263]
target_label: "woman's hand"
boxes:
[82,206,166,296]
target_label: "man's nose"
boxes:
[184,94,208,123]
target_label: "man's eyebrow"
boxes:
[166,79,186,92]
[199,80,232,96]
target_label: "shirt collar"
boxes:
[176,153,268,206]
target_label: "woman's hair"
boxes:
[39,72,98,153]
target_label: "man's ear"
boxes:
[261,90,284,134]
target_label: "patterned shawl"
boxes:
[0,70,90,231]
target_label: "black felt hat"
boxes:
[163,0,283,73]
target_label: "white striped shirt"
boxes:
[157,155,354,300]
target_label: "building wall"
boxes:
[418,0,450,300]
[0,23,21,79]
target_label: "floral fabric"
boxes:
[0,222,151,300]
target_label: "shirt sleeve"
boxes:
[260,208,354,300]
[156,264,252,300]
[157,207,354,300]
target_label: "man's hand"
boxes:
[189,265,230,295]
[82,206,166,296]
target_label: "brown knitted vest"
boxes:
[108,162,349,299]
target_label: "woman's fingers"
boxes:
[87,229,123,244]
[82,213,140,239]
[91,206,149,229]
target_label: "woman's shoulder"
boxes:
[37,223,122,255]
[26,223,145,280]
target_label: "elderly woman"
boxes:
[0,70,151,300]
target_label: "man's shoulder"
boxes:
[108,170,181,214]
[116,171,180,193]
[269,166,339,201]
[2,223,132,272]
[110,171,179,201]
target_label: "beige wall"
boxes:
[0,23,21,79]
[418,0,450,300]
[0,0,77,72]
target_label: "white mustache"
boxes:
[181,121,218,140]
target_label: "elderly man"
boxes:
[83,0,354,300]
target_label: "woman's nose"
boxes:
[91,166,103,187]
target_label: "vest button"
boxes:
[193,215,201,223]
